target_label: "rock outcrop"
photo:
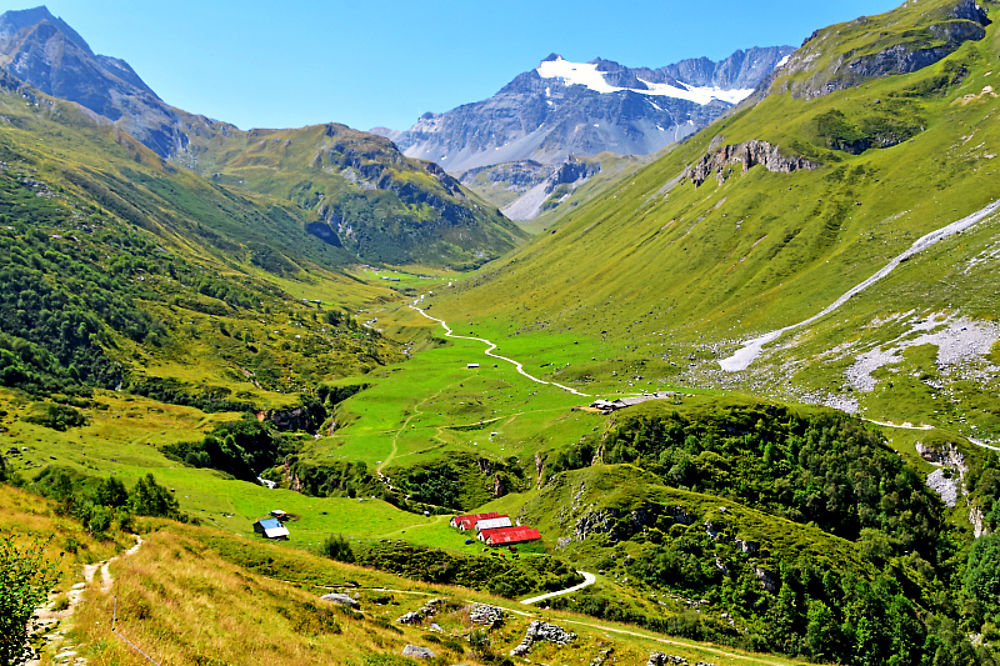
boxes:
[469,603,506,627]
[320,593,360,610]
[686,140,817,186]
[754,567,780,593]
[401,644,436,659]
[396,598,445,624]
[776,0,990,99]
[647,652,716,666]
[510,620,576,656]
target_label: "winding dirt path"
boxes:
[520,570,596,605]
[26,535,143,666]
[862,418,1000,452]
[409,301,591,397]
[719,199,1000,372]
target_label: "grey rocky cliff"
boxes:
[686,139,817,186]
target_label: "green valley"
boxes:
[4,0,1000,664]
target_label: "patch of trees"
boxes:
[814,108,922,154]
[599,404,944,562]
[0,534,57,666]
[164,416,300,483]
[23,402,87,431]
[29,467,186,536]
[389,453,528,511]
[283,458,378,499]
[128,377,256,413]
[965,452,1000,533]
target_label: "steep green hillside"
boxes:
[0,71,399,409]
[427,0,1000,437]
[179,123,526,270]
[0,7,524,272]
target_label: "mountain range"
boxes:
[377,47,794,175]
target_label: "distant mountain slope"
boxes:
[379,47,793,175]
[429,0,1000,435]
[0,5,522,269]
[458,153,648,226]
[0,6,226,156]
[182,123,526,269]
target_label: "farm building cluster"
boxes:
[589,391,680,414]
[450,511,541,546]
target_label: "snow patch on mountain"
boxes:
[536,56,755,105]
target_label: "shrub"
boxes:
[320,534,355,563]
[0,534,58,665]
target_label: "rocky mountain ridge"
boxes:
[774,0,990,98]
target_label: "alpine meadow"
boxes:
[2,1,1000,665]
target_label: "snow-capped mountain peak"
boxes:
[535,55,756,105]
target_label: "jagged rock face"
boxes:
[686,139,818,186]
[775,0,990,99]
[383,47,793,174]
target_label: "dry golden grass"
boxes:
[68,522,812,666]
[73,528,479,665]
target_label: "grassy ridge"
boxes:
[0,75,404,408]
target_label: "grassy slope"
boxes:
[0,486,810,666]
[420,0,1000,436]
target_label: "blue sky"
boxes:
[31,0,901,131]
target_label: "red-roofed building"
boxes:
[450,511,501,530]
[480,526,541,546]
[475,516,512,532]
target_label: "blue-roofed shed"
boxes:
[253,517,290,540]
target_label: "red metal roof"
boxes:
[483,526,541,545]
[451,511,501,530]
